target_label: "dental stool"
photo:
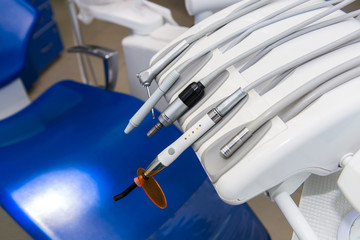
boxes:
[0,1,270,239]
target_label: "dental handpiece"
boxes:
[127,0,273,134]
[129,0,353,136]
[114,88,247,204]
[144,88,247,178]
[124,70,180,134]
[127,0,329,135]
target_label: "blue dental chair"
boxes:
[0,1,270,239]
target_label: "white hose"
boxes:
[282,66,360,122]
[224,0,344,52]
[243,29,360,92]
[185,0,270,43]
[240,9,360,72]
[248,55,360,132]
[200,0,355,87]
[175,0,312,73]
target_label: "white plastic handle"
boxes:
[158,114,215,166]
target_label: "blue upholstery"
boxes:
[0,0,38,87]
[0,81,269,239]
[0,0,270,239]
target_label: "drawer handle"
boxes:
[40,42,53,53]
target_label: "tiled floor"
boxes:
[1,0,360,239]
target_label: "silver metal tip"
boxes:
[220,146,232,159]
[147,122,163,137]
[220,128,251,159]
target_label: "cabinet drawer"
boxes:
[33,1,54,31]
[29,21,63,73]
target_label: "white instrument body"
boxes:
[153,0,360,205]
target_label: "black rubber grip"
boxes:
[179,82,205,108]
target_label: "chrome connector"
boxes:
[207,108,222,124]
[215,88,247,116]
[145,157,166,177]
[160,98,188,127]
[137,70,154,87]
[147,122,163,137]
[220,127,252,159]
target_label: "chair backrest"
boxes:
[0,0,38,87]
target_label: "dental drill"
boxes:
[146,0,355,137]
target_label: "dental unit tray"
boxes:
[150,0,360,205]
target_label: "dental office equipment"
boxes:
[126,0,329,134]
[115,0,360,238]
[113,168,167,209]
[0,2,272,239]
[124,0,270,133]
[240,8,360,72]
[137,0,269,88]
[224,0,345,51]
[115,87,247,206]
[153,0,331,85]
[144,0,355,137]
[115,51,360,208]
[221,56,360,158]
[137,0,270,116]
[281,66,360,122]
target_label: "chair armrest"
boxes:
[68,45,118,90]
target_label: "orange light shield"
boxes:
[137,168,167,209]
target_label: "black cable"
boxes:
[113,182,137,201]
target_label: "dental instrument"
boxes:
[115,50,360,207]
[221,56,360,158]
[116,51,360,208]
[170,28,360,152]
[135,0,270,119]
[113,168,167,209]
[115,87,248,207]
[125,0,311,134]
[147,3,358,137]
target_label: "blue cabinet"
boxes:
[21,0,63,89]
